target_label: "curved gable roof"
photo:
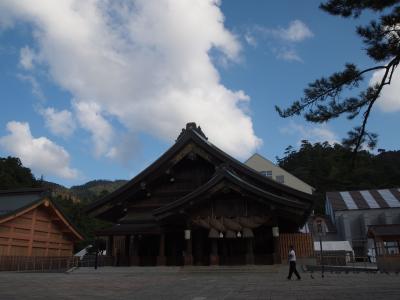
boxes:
[0,188,83,241]
[86,123,314,216]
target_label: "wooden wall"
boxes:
[279,233,314,261]
[0,204,74,257]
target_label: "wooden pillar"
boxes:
[125,235,130,256]
[184,230,193,266]
[28,209,37,256]
[123,235,130,266]
[157,233,166,266]
[272,226,281,264]
[130,235,140,266]
[245,238,255,265]
[209,239,219,265]
[197,231,204,266]
[106,235,114,256]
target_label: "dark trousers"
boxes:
[287,261,301,279]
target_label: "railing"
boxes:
[0,256,79,272]
[314,253,377,268]
[78,255,114,268]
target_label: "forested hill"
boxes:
[2,146,400,216]
[0,156,127,203]
[69,179,128,203]
[277,141,400,212]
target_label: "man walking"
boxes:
[287,245,301,280]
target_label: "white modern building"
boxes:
[244,153,314,194]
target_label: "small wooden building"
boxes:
[0,189,83,257]
[86,123,314,266]
[368,224,400,272]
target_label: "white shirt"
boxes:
[288,249,296,262]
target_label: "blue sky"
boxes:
[0,0,399,187]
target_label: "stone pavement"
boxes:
[0,265,399,300]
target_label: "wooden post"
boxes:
[245,238,255,265]
[272,226,281,264]
[124,235,130,266]
[157,233,166,266]
[197,231,204,266]
[28,209,37,256]
[209,239,219,265]
[107,235,114,256]
[184,231,193,266]
[130,235,140,266]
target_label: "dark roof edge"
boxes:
[0,198,44,221]
[84,132,192,214]
[0,188,48,195]
[48,197,85,240]
[189,130,314,201]
[154,168,312,218]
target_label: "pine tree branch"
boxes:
[353,57,399,153]
[276,65,387,117]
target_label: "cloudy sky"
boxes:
[0,0,399,186]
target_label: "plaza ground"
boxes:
[0,265,399,300]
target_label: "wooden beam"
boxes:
[28,209,37,256]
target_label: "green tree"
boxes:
[53,195,110,251]
[277,142,400,213]
[276,0,400,154]
[0,156,38,189]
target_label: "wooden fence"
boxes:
[279,233,314,261]
[0,256,79,272]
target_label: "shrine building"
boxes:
[86,123,314,266]
[0,189,83,257]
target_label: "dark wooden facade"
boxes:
[86,123,314,266]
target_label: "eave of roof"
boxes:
[367,224,400,238]
[49,197,84,241]
[153,167,311,219]
[86,124,314,216]
[0,187,47,195]
[96,223,160,235]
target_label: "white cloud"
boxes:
[73,101,114,157]
[370,68,400,112]
[244,33,257,47]
[16,74,45,101]
[278,20,314,42]
[19,46,36,70]
[280,122,339,145]
[106,133,141,164]
[248,20,313,62]
[40,107,76,137]
[1,0,261,160]
[0,121,79,179]
[276,48,303,63]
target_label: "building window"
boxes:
[385,241,399,255]
[260,170,272,177]
[375,241,400,256]
[276,175,284,183]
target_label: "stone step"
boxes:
[73,265,282,274]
